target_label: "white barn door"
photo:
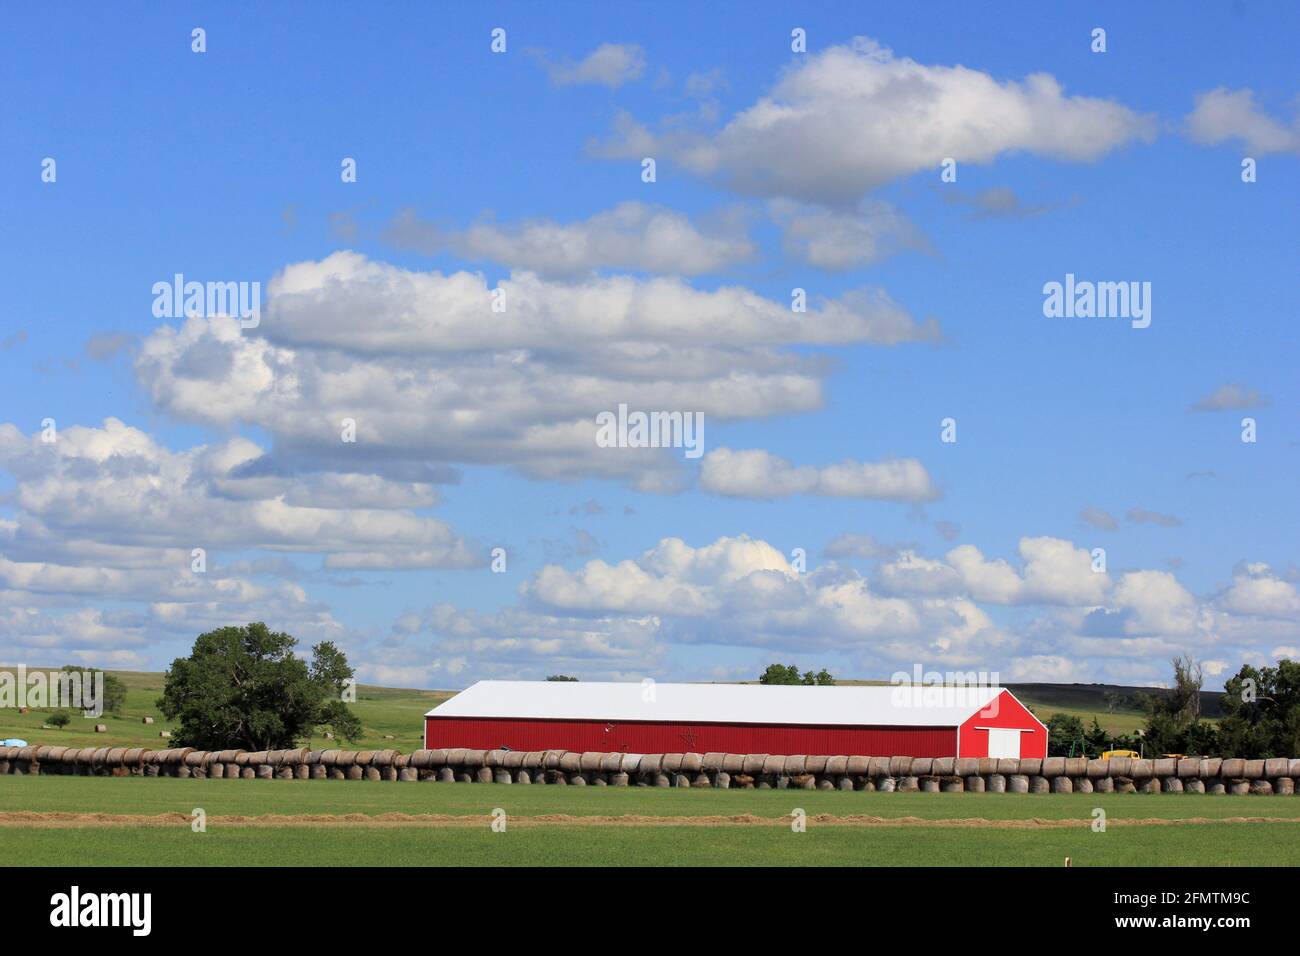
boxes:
[986,728,1022,759]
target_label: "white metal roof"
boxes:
[425,680,1008,728]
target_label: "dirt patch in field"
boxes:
[2,811,1298,830]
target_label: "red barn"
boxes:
[424,681,1047,759]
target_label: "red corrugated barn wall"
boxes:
[425,717,959,756]
[957,690,1048,759]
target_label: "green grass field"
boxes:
[3,777,1297,867]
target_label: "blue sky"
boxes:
[1,1,1297,690]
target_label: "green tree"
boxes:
[157,622,361,751]
[759,664,835,686]
[1140,655,1220,755]
[48,711,71,729]
[60,665,126,715]
[1046,713,1086,757]
[1217,660,1300,758]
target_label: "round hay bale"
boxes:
[1152,758,1176,778]
[868,757,892,777]
[255,765,273,779]
[693,773,711,788]
[763,755,786,776]
[1205,780,1226,795]
[1264,757,1289,778]
[559,752,582,773]
[756,778,772,789]
[637,754,663,774]
[1086,759,1109,779]
[475,766,493,784]
[1064,757,1088,777]
[334,751,357,768]
[910,758,934,776]
[857,777,874,791]
[721,753,745,774]
[1272,777,1294,795]
[455,771,473,784]
[954,758,979,777]
[566,772,586,786]
[1199,757,1221,778]
[1093,776,1114,793]
[599,753,622,773]
[1028,776,1050,794]
[804,756,829,775]
[889,757,913,776]
[670,773,689,788]
[590,775,607,786]
[1113,776,1136,794]
[940,776,964,793]
[1050,776,1072,793]
[1129,759,1153,780]
[653,773,670,788]
[123,748,145,768]
[1107,757,1131,777]
[398,768,417,782]
[661,754,684,773]
[1219,758,1245,778]
[701,752,725,772]
[781,755,807,776]
[742,754,768,775]
[184,750,208,768]
[518,751,544,770]
[932,758,955,777]
[1184,778,1205,793]
[482,749,506,769]
[225,763,240,778]
[540,750,565,770]
[294,764,309,780]
[619,753,641,774]
[437,767,455,783]
[579,751,607,772]
[1139,777,1161,794]
[792,773,814,790]
[876,776,897,793]
[775,774,790,789]
[985,774,1006,793]
[353,750,375,767]
[1177,757,1200,779]
[1162,777,1183,793]
[327,767,344,780]
[978,757,999,775]
[207,762,224,779]
[996,758,1020,776]
[680,753,703,774]
[1249,779,1273,796]
[1074,777,1093,793]
[816,777,835,791]
[918,776,941,793]
[247,751,268,768]
[1243,759,1266,779]
[1289,758,1300,777]
[897,775,920,793]
[342,765,361,780]
[494,769,512,784]
[1021,758,1045,777]
[610,772,629,787]
[713,771,730,789]
[371,749,398,768]
[837,776,854,791]
[309,764,326,779]
[274,766,293,780]
[514,769,532,784]
[463,749,490,767]
[846,756,869,776]
[825,756,848,776]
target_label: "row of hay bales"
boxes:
[2,745,1298,793]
